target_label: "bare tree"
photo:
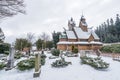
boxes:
[40,32,50,41]
[0,0,25,19]
[26,32,35,44]
[39,32,50,49]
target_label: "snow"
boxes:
[0,52,120,80]
[73,27,100,40]
[57,41,102,45]
[81,22,88,26]
[66,31,77,39]
[90,41,103,45]
[74,27,90,39]
[57,41,89,45]
[91,31,100,40]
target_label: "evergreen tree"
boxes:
[95,14,120,43]
[0,28,5,43]
[52,31,61,48]
[35,39,43,50]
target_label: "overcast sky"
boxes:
[1,0,120,43]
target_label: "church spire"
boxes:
[79,15,88,32]
[68,17,76,31]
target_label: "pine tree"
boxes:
[95,14,120,43]
[0,28,5,43]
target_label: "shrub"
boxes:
[41,58,45,65]
[71,45,74,51]
[17,58,35,71]
[41,54,46,58]
[14,53,22,59]
[111,44,120,53]
[80,56,109,69]
[40,54,46,65]
[4,51,9,55]
[0,62,6,70]
[0,43,10,53]
[100,44,120,53]
[51,49,60,56]
[51,58,71,68]
[72,48,78,53]
[100,45,112,53]
[17,54,46,71]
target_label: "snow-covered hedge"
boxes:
[51,58,71,68]
[17,58,35,71]
[17,54,46,71]
[51,49,60,56]
[80,56,109,69]
[100,44,120,53]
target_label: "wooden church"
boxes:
[57,16,102,51]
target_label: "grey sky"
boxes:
[1,0,120,43]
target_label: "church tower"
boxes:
[68,17,76,31]
[79,15,88,32]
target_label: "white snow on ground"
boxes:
[0,52,120,80]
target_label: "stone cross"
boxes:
[33,53,41,78]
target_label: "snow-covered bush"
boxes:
[17,54,46,71]
[14,53,22,59]
[41,53,46,58]
[0,62,6,70]
[72,48,78,54]
[51,58,71,67]
[17,58,35,71]
[80,56,109,69]
[51,49,60,56]
[100,44,120,53]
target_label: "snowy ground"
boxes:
[0,52,120,80]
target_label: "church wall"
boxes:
[59,38,67,41]
[68,39,77,42]
[90,44,102,50]
[78,45,90,50]
[57,44,67,50]
[57,44,102,51]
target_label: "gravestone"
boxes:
[33,53,41,78]
[6,44,15,71]
[41,50,44,54]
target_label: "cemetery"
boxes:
[0,0,120,80]
[0,49,120,80]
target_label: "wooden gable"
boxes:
[88,34,94,42]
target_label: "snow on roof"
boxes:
[59,33,67,39]
[88,29,99,40]
[66,31,77,39]
[74,27,99,39]
[57,41,89,45]
[91,31,100,40]
[74,27,90,39]
[81,22,87,26]
[90,41,102,45]
[57,41,102,45]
